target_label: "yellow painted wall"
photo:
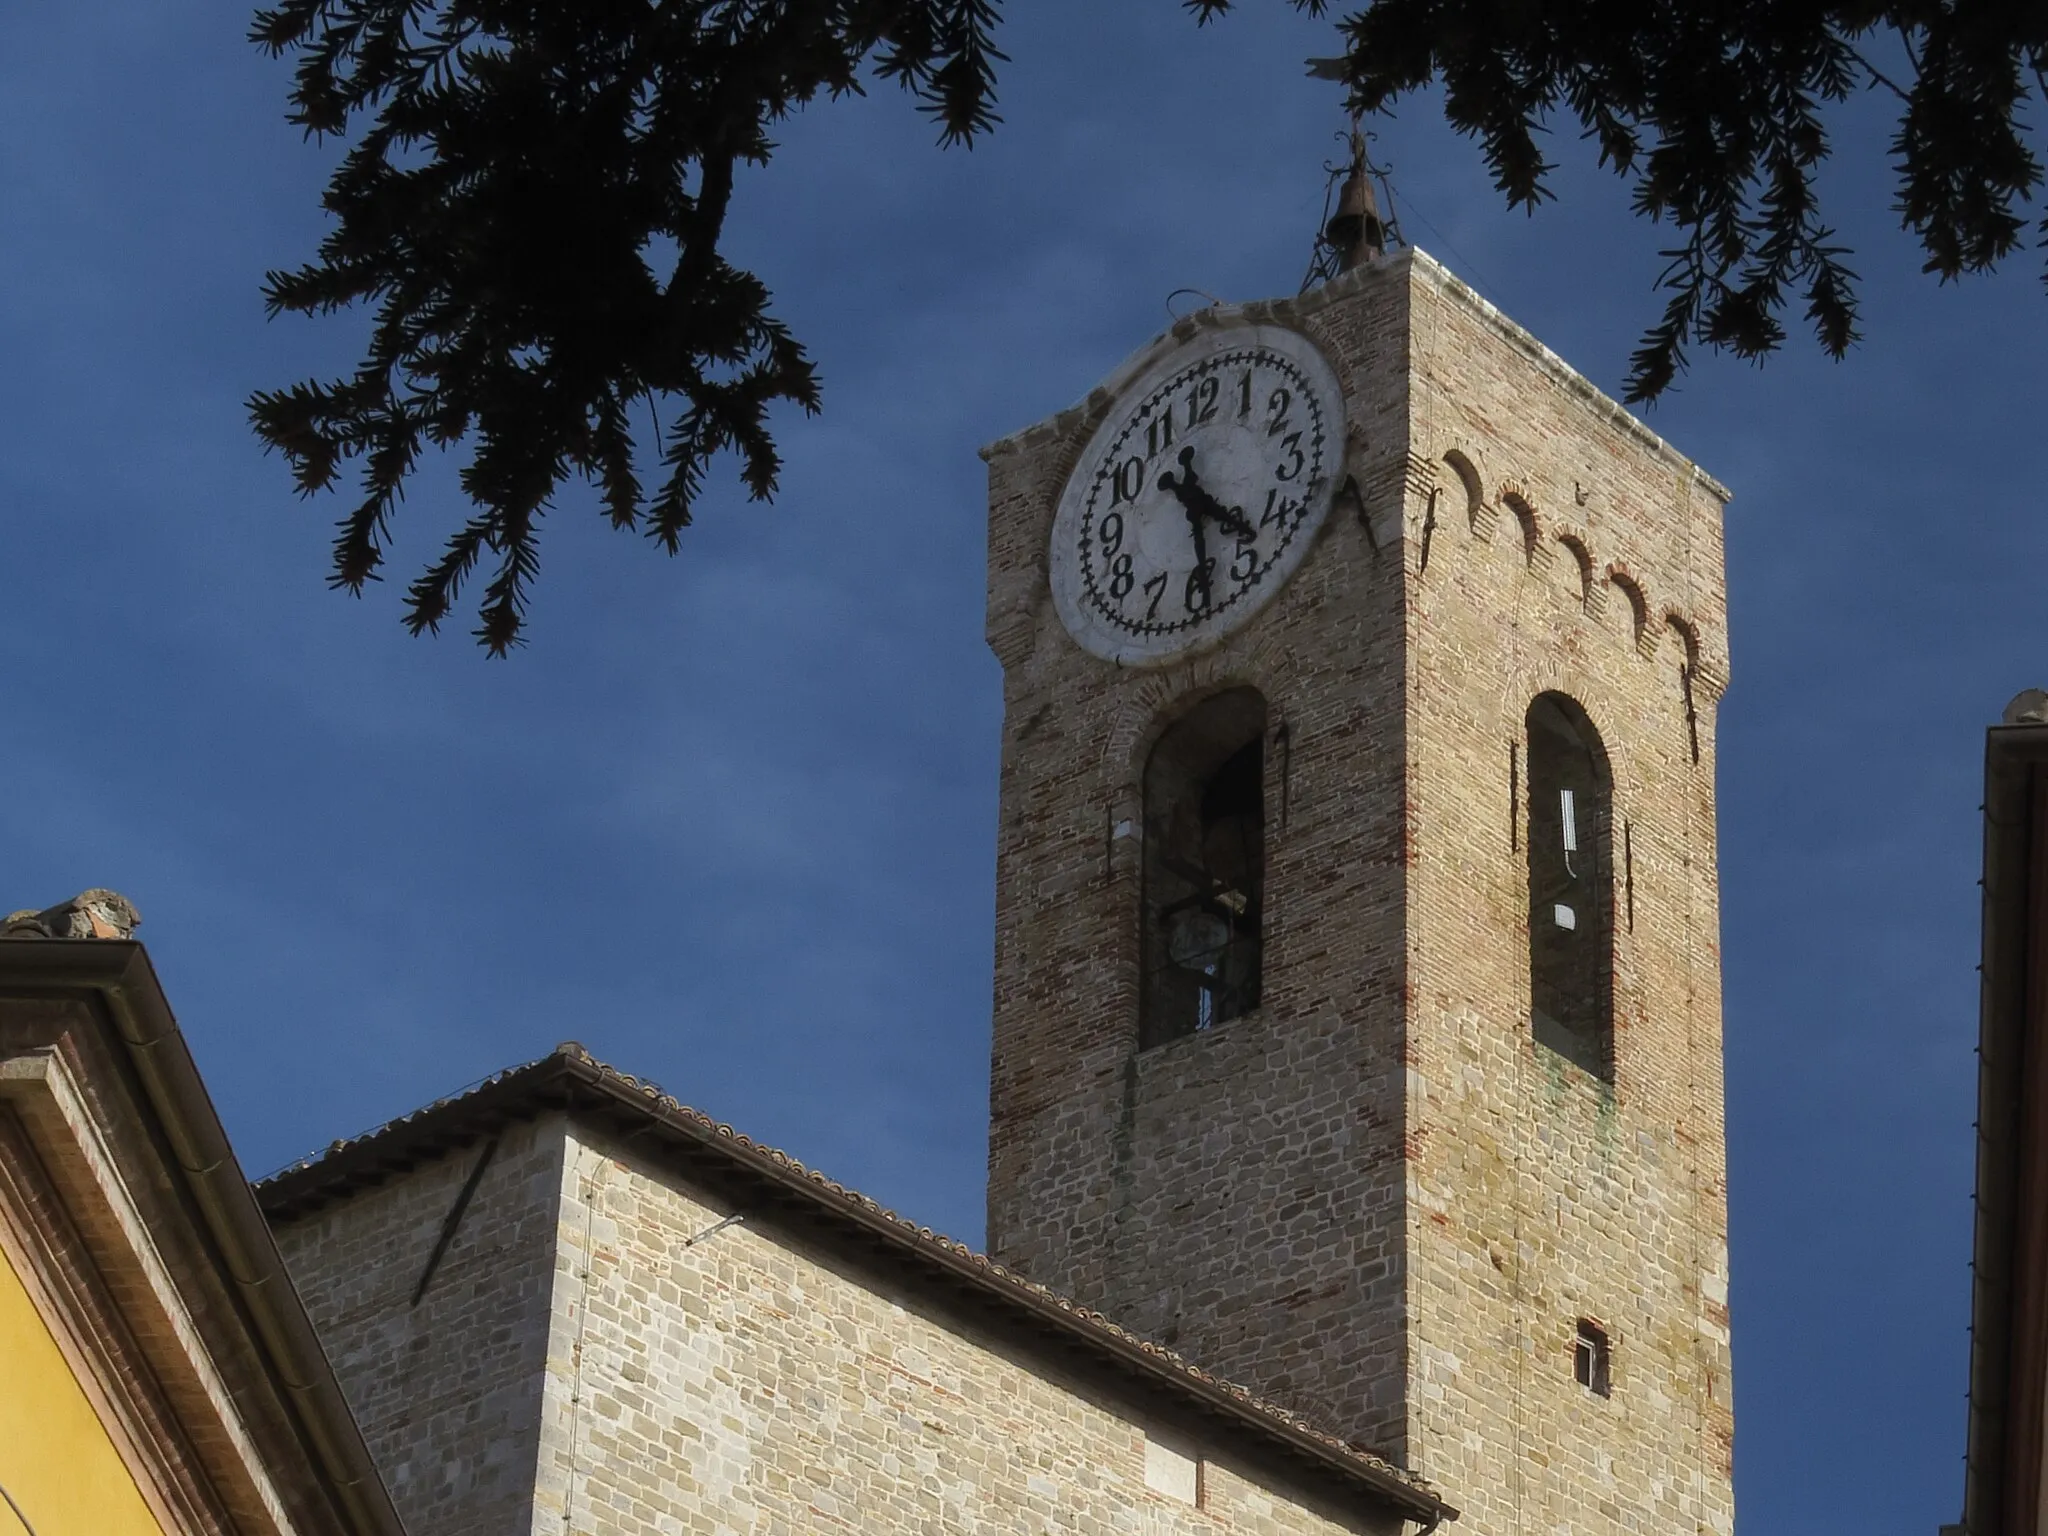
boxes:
[0,1243,164,1535]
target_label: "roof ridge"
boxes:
[256,1049,565,1186]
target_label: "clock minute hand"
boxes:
[1158,450,1204,533]
[1181,490,1210,570]
[1158,450,1212,586]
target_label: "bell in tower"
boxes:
[1323,131,1388,271]
[1142,686,1268,1046]
[979,237,1732,1536]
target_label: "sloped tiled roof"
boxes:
[258,1044,1455,1527]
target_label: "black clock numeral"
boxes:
[1081,355,1327,639]
[1275,431,1306,482]
[1146,410,1176,459]
[1260,488,1300,528]
[1110,456,1145,506]
[1109,553,1135,599]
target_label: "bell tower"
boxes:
[981,250,1733,1536]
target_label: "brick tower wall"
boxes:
[982,261,1422,1457]
[982,250,1734,1536]
[1400,260,1733,1536]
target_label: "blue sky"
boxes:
[2,3,2040,1531]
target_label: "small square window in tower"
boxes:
[1141,688,1267,1049]
[1525,693,1615,1078]
[1575,1320,1612,1397]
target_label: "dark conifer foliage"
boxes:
[254,0,2044,649]
[248,0,1001,653]
[1194,0,2046,402]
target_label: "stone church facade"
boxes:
[263,248,1734,1536]
[260,1049,1448,1535]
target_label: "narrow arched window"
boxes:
[1141,689,1267,1049]
[1526,693,1614,1077]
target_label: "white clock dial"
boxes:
[1048,322,1344,666]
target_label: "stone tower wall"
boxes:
[268,1116,567,1536]
[983,260,1422,1455]
[982,249,1734,1536]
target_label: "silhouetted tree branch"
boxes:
[253,0,2045,650]
[250,0,1001,653]
[1194,0,2045,402]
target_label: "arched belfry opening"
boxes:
[1141,688,1267,1049]
[1526,692,1615,1078]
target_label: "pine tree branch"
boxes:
[251,0,1000,654]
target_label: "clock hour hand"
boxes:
[1160,447,1256,542]
[1207,498,1257,543]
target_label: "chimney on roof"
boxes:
[3,889,142,940]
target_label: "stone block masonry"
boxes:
[261,1053,1447,1536]
[270,1115,565,1536]
[536,1124,1405,1536]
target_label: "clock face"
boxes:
[1048,322,1344,666]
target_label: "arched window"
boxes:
[1141,688,1267,1049]
[1526,693,1614,1077]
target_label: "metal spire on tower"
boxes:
[1301,56,1403,289]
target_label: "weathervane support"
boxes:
[1324,129,1387,271]
[1301,54,1403,290]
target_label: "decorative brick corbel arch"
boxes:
[1441,449,1493,540]
[1499,487,1545,568]
[1552,528,1601,616]
[1605,564,1655,658]
[1665,611,1726,703]
[1664,611,1718,765]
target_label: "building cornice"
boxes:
[0,937,409,1536]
